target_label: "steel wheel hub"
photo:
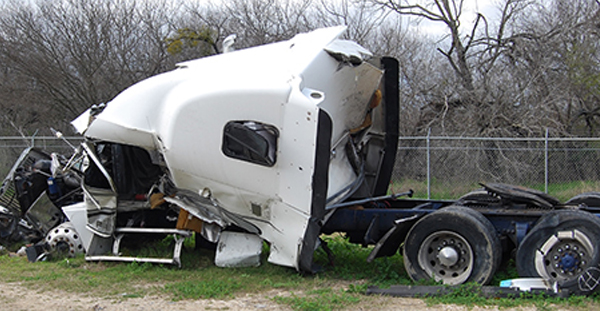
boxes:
[45,222,84,257]
[418,230,473,285]
[438,246,459,266]
[535,229,594,281]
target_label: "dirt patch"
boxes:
[0,281,561,311]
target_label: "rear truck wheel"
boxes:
[403,205,501,285]
[516,210,600,294]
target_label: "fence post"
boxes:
[545,128,549,193]
[427,128,431,199]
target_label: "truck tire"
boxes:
[516,210,600,294]
[403,205,501,285]
[444,205,503,271]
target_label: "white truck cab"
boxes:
[70,26,399,272]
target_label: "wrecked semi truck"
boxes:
[4,26,600,294]
[67,26,400,273]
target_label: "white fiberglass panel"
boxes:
[161,84,288,206]
[276,78,322,214]
[303,61,383,200]
[85,26,347,149]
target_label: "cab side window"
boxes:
[222,121,278,166]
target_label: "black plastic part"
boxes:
[111,144,163,199]
[298,110,332,273]
[367,214,420,261]
[457,189,501,206]
[14,170,49,217]
[566,192,600,208]
[372,57,399,196]
[25,243,48,262]
[85,142,163,199]
[481,183,560,208]
[366,285,570,298]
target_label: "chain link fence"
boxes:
[2,135,600,202]
[391,135,600,201]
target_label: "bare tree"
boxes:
[370,0,484,94]
[314,0,392,43]
[0,0,178,134]
[364,0,596,138]
[181,0,317,56]
[4,0,595,141]
[1,0,411,134]
[489,0,600,136]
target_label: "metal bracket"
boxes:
[87,228,192,268]
[515,222,529,246]
[363,214,379,245]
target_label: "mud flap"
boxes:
[367,214,420,262]
[298,217,323,273]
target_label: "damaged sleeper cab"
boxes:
[67,26,397,272]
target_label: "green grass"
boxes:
[313,235,410,287]
[1,234,600,310]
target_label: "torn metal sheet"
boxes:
[324,39,373,64]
